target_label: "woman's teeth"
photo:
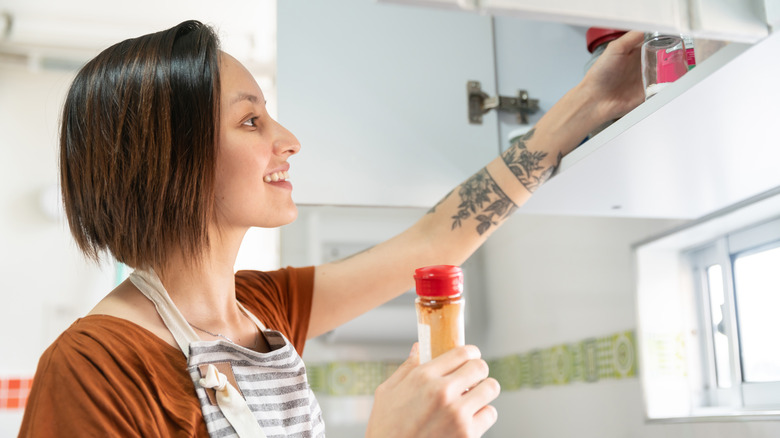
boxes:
[264,171,289,183]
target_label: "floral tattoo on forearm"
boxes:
[500,129,562,193]
[449,169,517,235]
[428,129,562,234]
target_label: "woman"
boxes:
[19,20,644,437]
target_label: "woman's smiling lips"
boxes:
[263,170,289,183]
[263,166,292,190]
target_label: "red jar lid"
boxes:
[586,27,627,53]
[414,265,463,297]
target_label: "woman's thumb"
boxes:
[387,343,420,384]
[407,342,419,362]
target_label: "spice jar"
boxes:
[681,34,696,70]
[641,32,689,100]
[584,27,627,73]
[414,265,465,363]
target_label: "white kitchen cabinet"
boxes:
[278,0,587,208]
[278,0,502,208]
[279,0,780,219]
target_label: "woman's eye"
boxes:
[242,117,258,127]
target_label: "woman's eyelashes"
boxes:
[242,116,259,128]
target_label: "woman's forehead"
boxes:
[219,52,265,102]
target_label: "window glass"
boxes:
[733,245,780,383]
[706,264,732,388]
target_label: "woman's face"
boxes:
[213,53,301,232]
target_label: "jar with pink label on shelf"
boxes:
[641,32,690,100]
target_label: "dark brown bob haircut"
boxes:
[60,20,221,269]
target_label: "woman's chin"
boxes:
[259,206,298,228]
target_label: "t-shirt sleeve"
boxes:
[19,318,206,437]
[235,266,315,355]
[20,332,145,437]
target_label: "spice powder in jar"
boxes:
[414,265,465,363]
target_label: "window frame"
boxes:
[635,188,780,422]
[686,217,780,411]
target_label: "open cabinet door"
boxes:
[278,0,498,207]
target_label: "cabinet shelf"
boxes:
[522,31,780,218]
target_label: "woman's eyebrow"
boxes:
[229,92,262,106]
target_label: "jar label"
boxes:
[417,322,432,364]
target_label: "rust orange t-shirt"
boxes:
[18,267,315,437]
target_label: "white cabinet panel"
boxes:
[278,0,498,207]
[385,0,772,42]
[483,0,686,35]
[380,0,478,10]
[491,17,592,152]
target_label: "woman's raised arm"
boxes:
[307,31,646,339]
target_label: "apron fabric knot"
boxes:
[199,364,229,392]
[198,364,266,438]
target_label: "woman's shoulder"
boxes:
[87,277,180,349]
[234,266,315,315]
[22,316,202,437]
[42,314,184,371]
[235,266,315,298]
[33,314,192,411]
[235,266,316,353]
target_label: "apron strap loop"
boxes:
[199,364,267,438]
[199,364,229,392]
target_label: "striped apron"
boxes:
[129,269,326,438]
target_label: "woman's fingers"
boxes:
[442,355,490,397]
[460,376,501,413]
[423,345,482,377]
[471,404,499,437]
[368,343,500,437]
[610,30,645,53]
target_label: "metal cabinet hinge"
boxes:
[467,80,539,125]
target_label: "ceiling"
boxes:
[0,0,276,76]
[0,0,278,112]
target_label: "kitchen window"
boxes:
[688,218,780,412]
[635,189,780,421]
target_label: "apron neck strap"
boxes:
[237,301,266,331]
[129,269,199,358]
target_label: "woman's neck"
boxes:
[156,226,246,330]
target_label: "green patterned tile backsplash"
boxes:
[488,331,637,390]
[306,330,637,396]
[307,360,402,396]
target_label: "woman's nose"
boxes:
[273,121,301,156]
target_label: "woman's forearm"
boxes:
[308,84,608,338]
[427,82,604,239]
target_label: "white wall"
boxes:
[479,213,780,437]
[0,63,115,366]
[0,63,116,434]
